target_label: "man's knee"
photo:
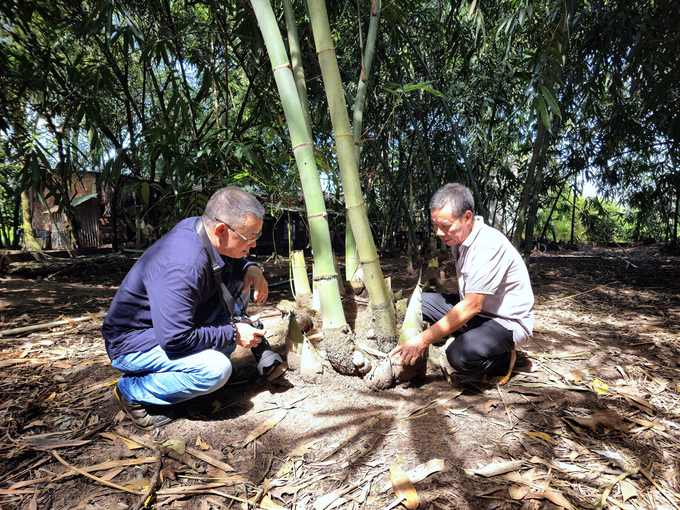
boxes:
[445,338,482,374]
[194,351,232,392]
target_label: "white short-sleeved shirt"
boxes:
[453,216,535,346]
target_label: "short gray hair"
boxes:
[202,187,265,229]
[430,183,474,219]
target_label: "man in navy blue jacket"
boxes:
[103,187,273,429]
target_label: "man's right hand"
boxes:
[234,321,267,349]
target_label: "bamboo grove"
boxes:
[1,1,678,261]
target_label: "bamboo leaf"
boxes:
[241,410,287,447]
[390,464,419,509]
[539,84,562,117]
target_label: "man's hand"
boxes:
[389,335,428,366]
[234,319,267,349]
[244,265,268,303]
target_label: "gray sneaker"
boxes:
[113,385,176,430]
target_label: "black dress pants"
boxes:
[421,293,514,377]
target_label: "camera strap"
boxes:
[195,217,236,317]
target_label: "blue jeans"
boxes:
[112,285,250,406]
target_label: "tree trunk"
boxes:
[21,189,41,251]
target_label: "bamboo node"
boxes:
[308,212,328,219]
[346,202,366,210]
[336,133,354,139]
[272,63,292,72]
[316,46,336,54]
[314,274,339,282]
[361,256,380,265]
[292,142,312,151]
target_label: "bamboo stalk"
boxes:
[307,0,397,351]
[249,0,352,374]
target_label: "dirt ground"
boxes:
[1,244,680,510]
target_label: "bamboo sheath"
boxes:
[250,0,347,331]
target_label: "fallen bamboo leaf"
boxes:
[524,431,553,443]
[529,456,586,473]
[241,494,286,510]
[526,490,575,510]
[51,450,143,495]
[592,379,609,394]
[53,457,158,481]
[8,477,52,490]
[595,467,640,510]
[186,447,234,472]
[100,432,143,450]
[620,480,638,502]
[626,417,665,431]
[566,416,598,432]
[509,485,530,499]
[591,409,629,431]
[163,439,186,454]
[380,459,445,492]
[196,436,210,450]
[510,382,591,391]
[390,464,419,509]
[241,410,287,448]
[468,460,524,477]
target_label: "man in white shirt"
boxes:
[390,183,534,384]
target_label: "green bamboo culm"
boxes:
[291,250,312,307]
[346,0,381,283]
[250,0,356,374]
[345,228,358,281]
[307,0,398,353]
[282,0,313,141]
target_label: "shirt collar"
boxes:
[461,215,485,250]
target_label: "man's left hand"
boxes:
[244,265,268,302]
[389,335,428,366]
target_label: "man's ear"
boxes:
[213,222,227,238]
[464,210,474,222]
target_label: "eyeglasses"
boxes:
[215,217,262,243]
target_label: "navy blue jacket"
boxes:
[102,217,252,360]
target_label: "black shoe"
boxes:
[113,385,176,430]
[224,363,260,386]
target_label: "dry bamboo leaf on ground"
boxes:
[529,456,587,473]
[100,432,143,449]
[525,490,575,510]
[53,456,157,480]
[508,485,530,499]
[241,494,286,510]
[390,464,419,510]
[241,410,287,448]
[620,480,638,501]
[186,446,234,472]
[466,460,524,477]
[380,459,445,492]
